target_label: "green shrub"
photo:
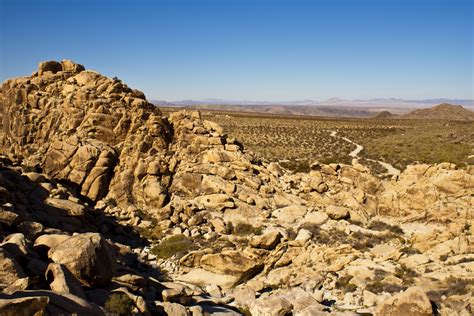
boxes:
[105,198,117,207]
[231,222,263,236]
[366,281,406,294]
[400,246,421,255]
[394,264,419,285]
[105,293,133,316]
[368,220,404,234]
[150,235,192,259]
[427,277,472,302]
[336,275,357,292]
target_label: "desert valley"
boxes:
[0,60,472,315]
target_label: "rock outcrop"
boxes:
[0,60,472,315]
[1,60,171,207]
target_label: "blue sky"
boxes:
[0,0,472,101]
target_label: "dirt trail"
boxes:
[330,130,400,176]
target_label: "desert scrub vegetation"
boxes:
[105,198,117,207]
[335,275,357,292]
[105,292,134,316]
[367,220,404,234]
[357,265,420,296]
[159,109,474,176]
[427,277,473,302]
[394,264,419,285]
[299,224,404,251]
[226,222,263,236]
[150,235,192,259]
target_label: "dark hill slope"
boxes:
[403,103,474,121]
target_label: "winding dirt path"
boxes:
[330,130,400,176]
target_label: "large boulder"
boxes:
[61,60,85,73]
[48,233,115,287]
[0,247,27,291]
[200,251,263,286]
[250,231,283,250]
[179,251,263,289]
[46,263,86,299]
[250,296,293,316]
[0,290,104,315]
[38,60,62,75]
[0,296,49,316]
[375,286,433,316]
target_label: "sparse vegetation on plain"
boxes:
[161,108,474,175]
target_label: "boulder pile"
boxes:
[0,60,472,315]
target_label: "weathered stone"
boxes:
[273,205,308,223]
[48,233,115,287]
[61,60,85,73]
[1,233,28,258]
[0,210,19,227]
[194,194,234,211]
[0,296,49,316]
[0,247,27,290]
[188,251,264,288]
[375,286,433,316]
[177,268,241,289]
[325,205,350,220]
[301,211,329,226]
[38,60,62,75]
[1,290,104,315]
[250,296,293,316]
[162,302,189,316]
[46,263,86,299]
[250,231,283,250]
[45,198,86,216]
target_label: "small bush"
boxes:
[280,160,311,173]
[463,223,471,234]
[105,198,117,207]
[231,223,262,236]
[150,235,192,259]
[366,281,406,294]
[368,220,404,234]
[427,277,472,302]
[400,246,421,255]
[105,293,133,316]
[394,264,419,285]
[439,254,449,261]
[335,275,357,292]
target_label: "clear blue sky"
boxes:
[1,0,472,101]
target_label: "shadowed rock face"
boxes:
[1,60,172,207]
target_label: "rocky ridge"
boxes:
[403,103,474,121]
[0,60,472,315]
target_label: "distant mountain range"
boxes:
[152,98,474,118]
[152,98,474,108]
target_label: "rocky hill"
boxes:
[0,60,472,315]
[372,111,398,119]
[403,103,474,121]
